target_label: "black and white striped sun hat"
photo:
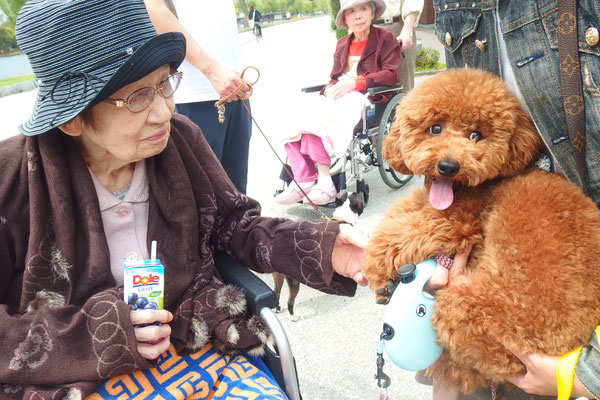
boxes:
[15,0,186,136]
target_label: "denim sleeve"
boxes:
[575,328,600,398]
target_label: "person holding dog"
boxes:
[0,0,369,398]
[273,0,401,206]
[424,0,600,399]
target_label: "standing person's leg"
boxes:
[175,101,225,159]
[220,99,252,194]
[175,101,251,194]
[375,20,417,93]
[400,26,417,92]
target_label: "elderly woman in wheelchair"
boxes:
[274,0,402,206]
[2,1,369,399]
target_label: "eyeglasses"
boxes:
[103,71,182,113]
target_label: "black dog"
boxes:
[272,193,365,322]
[273,272,301,322]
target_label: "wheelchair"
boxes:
[214,251,302,400]
[276,84,412,207]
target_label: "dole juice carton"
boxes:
[124,259,164,311]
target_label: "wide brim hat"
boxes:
[335,0,386,30]
[15,0,186,136]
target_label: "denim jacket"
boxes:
[433,1,600,398]
[433,0,600,208]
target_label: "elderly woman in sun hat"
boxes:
[0,0,369,398]
[274,0,401,206]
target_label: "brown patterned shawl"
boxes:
[0,114,355,399]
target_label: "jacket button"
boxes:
[117,207,131,217]
[445,32,452,46]
[475,39,487,51]
[586,27,599,47]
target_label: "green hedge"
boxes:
[415,48,445,71]
[329,0,347,38]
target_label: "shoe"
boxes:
[274,183,315,205]
[304,183,337,205]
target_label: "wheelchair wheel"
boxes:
[376,93,413,189]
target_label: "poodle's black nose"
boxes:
[438,159,460,177]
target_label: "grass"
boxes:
[415,62,446,72]
[0,74,34,87]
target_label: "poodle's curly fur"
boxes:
[362,68,600,393]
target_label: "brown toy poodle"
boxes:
[362,68,600,393]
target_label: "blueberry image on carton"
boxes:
[127,292,138,305]
[135,297,149,309]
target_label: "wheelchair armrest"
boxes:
[301,84,325,93]
[366,84,403,96]
[214,251,302,400]
[213,251,279,315]
[302,83,403,96]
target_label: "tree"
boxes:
[0,0,26,27]
[314,0,328,12]
[0,0,25,52]
[299,0,314,14]
[0,22,17,52]
[279,0,294,12]
[235,0,250,26]
[261,0,282,13]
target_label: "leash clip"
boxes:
[375,339,391,389]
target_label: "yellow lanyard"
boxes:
[556,325,600,400]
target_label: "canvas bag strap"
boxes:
[165,0,178,19]
[557,0,589,194]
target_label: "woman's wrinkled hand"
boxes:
[130,309,173,359]
[325,78,357,100]
[331,223,369,285]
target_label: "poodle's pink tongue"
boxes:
[429,178,454,210]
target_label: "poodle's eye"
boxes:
[469,131,483,142]
[428,125,442,135]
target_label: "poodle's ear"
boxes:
[499,108,542,177]
[382,119,413,175]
